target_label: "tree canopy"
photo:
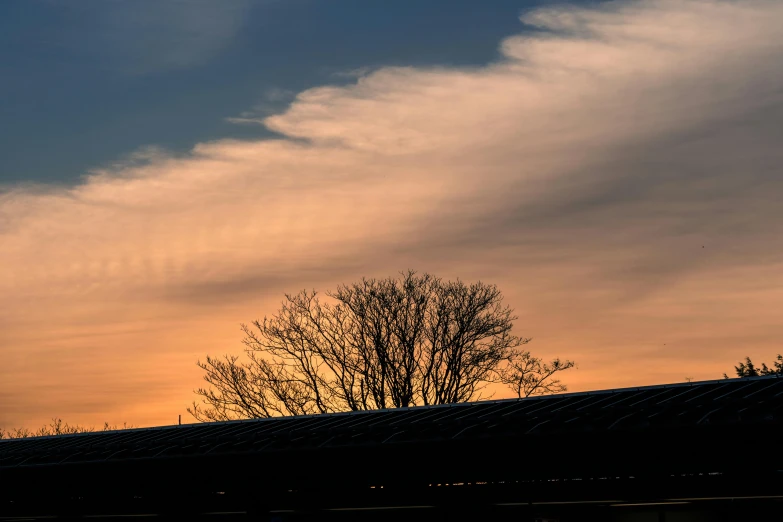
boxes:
[189,271,575,421]
[724,354,782,379]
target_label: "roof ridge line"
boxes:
[3,375,778,442]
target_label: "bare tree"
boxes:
[189,271,575,421]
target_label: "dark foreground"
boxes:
[3,481,782,521]
[3,377,781,521]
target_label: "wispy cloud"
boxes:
[225,88,296,125]
[330,67,374,79]
[59,0,254,75]
[2,0,782,428]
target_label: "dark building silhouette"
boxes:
[2,375,781,521]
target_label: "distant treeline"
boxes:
[725,354,782,378]
[0,418,133,439]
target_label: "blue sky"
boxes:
[0,0,551,185]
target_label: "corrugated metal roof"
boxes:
[2,375,780,468]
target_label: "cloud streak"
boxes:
[2,0,783,428]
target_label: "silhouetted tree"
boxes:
[724,354,783,379]
[190,270,575,421]
[0,418,133,439]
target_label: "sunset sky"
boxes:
[2,0,782,430]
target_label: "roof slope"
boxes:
[1,376,781,469]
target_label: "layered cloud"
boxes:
[2,0,783,428]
